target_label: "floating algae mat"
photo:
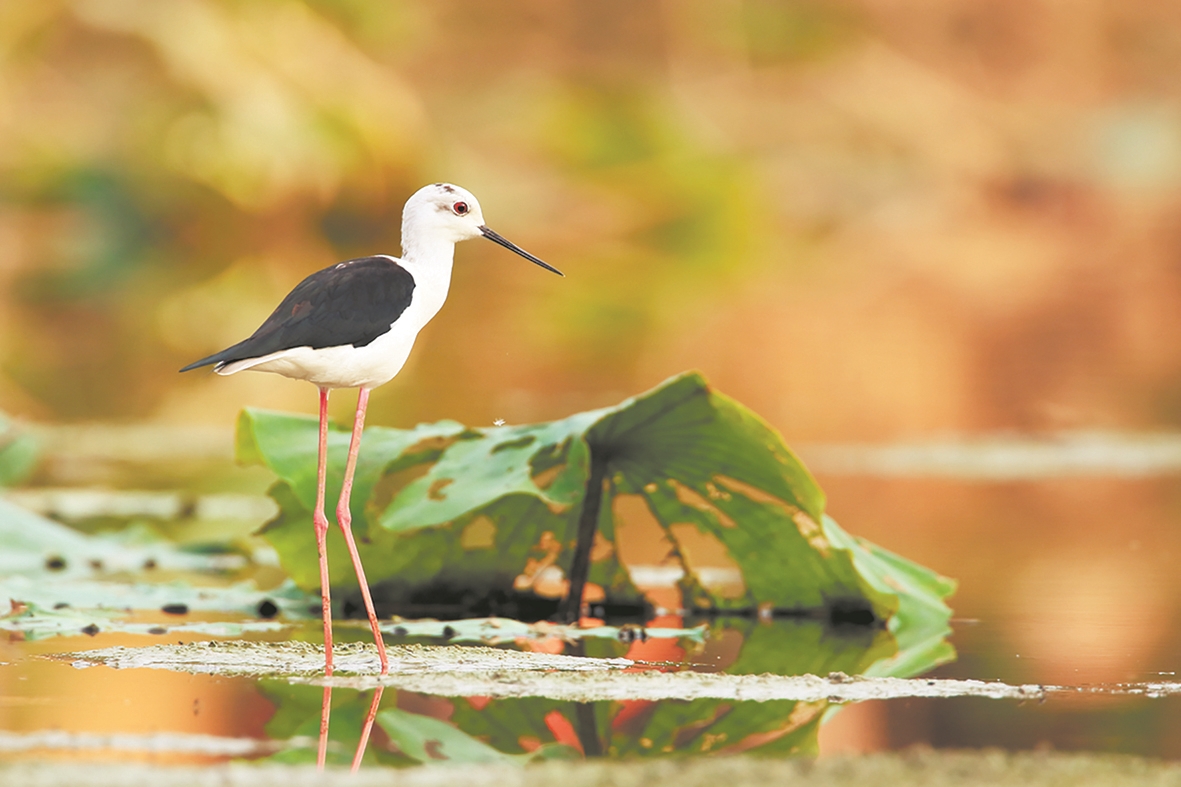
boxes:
[62,640,1042,702]
[62,641,1181,703]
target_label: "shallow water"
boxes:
[4,429,1181,767]
[0,623,1171,767]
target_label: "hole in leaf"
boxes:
[667,523,746,600]
[513,531,567,598]
[720,701,826,754]
[404,434,461,457]
[491,435,536,453]
[671,704,733,749]
[544,711,582,754]
[611,493,683,611]
[460,516,496,550]
[427,478,454,501]
[590,531,614,562]
[714,474,831,555]
[612,494,672,566]
[670,479,737,528]
[530,463,566,490]
[529,437,572,478]
[791,511,830,556]
[369,461,436,513]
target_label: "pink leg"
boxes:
[351,685,385,773]
[317,683,331,770]
[314,387,335,676]
[336,387,390,674]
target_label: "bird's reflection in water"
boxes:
[318,683,385,772]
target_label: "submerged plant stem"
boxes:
[574,702,601,756]
[558,455,608,624]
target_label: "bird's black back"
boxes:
[179,256,416,372]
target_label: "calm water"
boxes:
[3,432,1181,766]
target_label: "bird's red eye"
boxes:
[453,201,469,215]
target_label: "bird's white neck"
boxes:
[397,237,456,326]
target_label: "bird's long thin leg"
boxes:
[314,387,335,676]
[317,683,331,771]
[335,386,390,674]
[350,685,385,773]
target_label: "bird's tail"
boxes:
[178,342,247,373]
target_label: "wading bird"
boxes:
[180,183,562,675]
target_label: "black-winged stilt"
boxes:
[180,183,562,676]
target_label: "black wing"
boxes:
[179,256,415,372]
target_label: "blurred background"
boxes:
[4,0,1181,760]
[11,0,1181,436]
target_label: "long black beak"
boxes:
[480,226,564,276]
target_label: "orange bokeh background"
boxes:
[4,0,1181,759]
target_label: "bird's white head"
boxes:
[402,183,486,245]
[401,183,563,276]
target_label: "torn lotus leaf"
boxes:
[238,372,955,649]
